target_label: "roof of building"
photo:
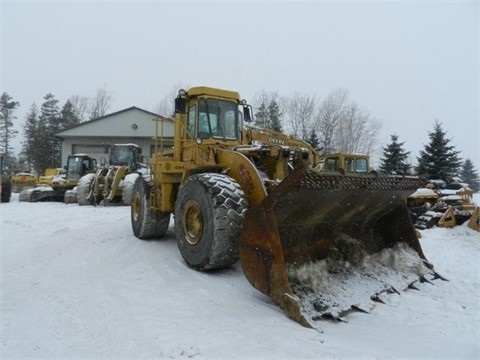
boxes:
[55,106,172,135]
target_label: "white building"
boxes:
[55,106,174,166]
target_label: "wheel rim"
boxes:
[183,200,203,245]
[132,192,141,222]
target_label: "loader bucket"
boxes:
[240,166,431,327]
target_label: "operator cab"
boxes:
[66,155,97,180]
[186,98,240,141]
[324,155,369,174]
[175,88,252,144]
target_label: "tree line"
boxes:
[0,87,478,191]
[0,88,113,174]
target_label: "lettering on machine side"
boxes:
[268,137,285,145]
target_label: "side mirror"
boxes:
[175,97,187,114]
[243,105,252,122]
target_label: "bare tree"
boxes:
[88,86,113,120]
[155,83,188,117]
[315,88,348,154]
[283,92,317,140]
[69,94,89,122]
[334,101,380,154]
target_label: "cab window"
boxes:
[187,105,196,139]
[356,159,368,173]
[326,158,338,172]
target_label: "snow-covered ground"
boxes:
[1,193,479,359]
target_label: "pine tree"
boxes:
[268,100,283,133]
[39,93,62,170]
[416,120,462,181]
[254,102,269,128]
[307,129,320,150]
[60,100,80,129]
[460,159,480,192]
[379,134,411,174]
[0,92,20,169]
[22,94,62,174]
[22,104,43,173]
[254,100,283,132]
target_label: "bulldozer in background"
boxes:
[19,154,97,202]
[0,153,12,203]
[130,86,439,328]
[76,143,144,206]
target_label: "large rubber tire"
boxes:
[122,173,139,205]
[131,175,170,239]
[77,173,95,206]
[1,178,11,203]
[174,173,248,270]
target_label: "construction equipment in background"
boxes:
[37,168,66,186]
[315,152,371,174]
[408,180,477,230]
[19,154,97,202]
[131,86,435,328]
[242,129,371,175]
[76,143,144,206]
[0,153,11,203]
[10,172,37,192]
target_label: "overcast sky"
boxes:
[1,0,478,168]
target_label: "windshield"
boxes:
[67,156,86,179]
[345,157,368,173]
[110,146,135,166]
[198,98,238,140]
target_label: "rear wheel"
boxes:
[131,175,170,239]
[175,173,248,270]
[1,178,11,203]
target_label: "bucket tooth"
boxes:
[419,275,434,285]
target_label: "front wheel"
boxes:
[122,172,139,205]
[131,175,170,239]
[175,173,248,270]
[77,173,95,206]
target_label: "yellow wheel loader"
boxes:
[77,143,143,206]
[131,86,439,328]
[19,154,97,202]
